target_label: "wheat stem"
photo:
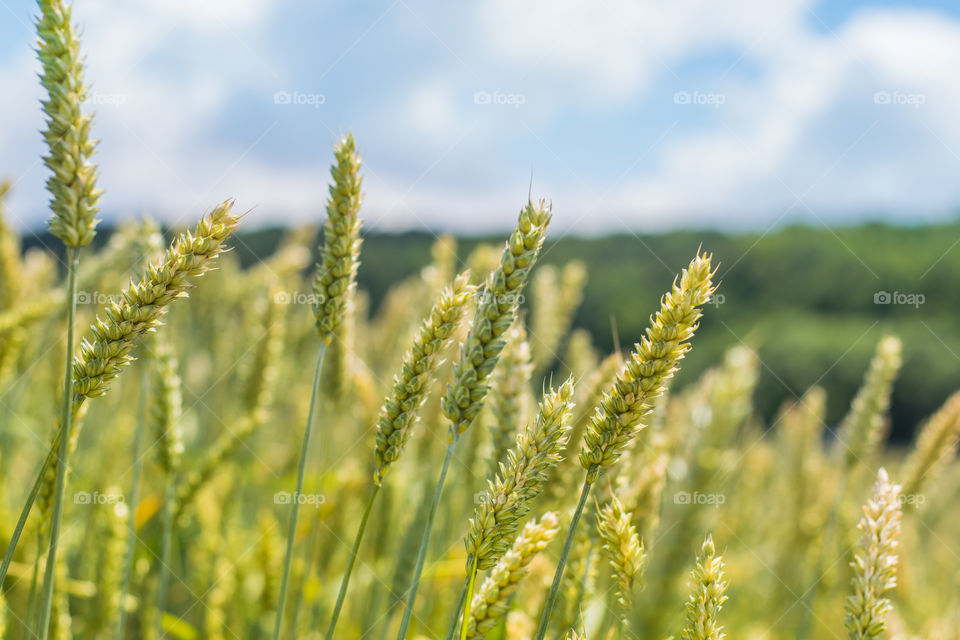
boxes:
[37,247,80,640]
[116,362,148,640]
[445,577,470,640]
[534,476,592,640]
[0,454,51,585]
[156,478,175,637]
[459,554,480,640]
[396,434,457,640]
[25,530,42,629]
[325,483,380,639]
[273,343,327,640]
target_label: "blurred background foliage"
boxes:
[25,219,959,443]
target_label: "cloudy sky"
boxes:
[1,0,960,233]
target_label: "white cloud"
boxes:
[4,0,960,232]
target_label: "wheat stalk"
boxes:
[442,201,552,435]
[597,496,646,626]
[845,468,901,640]
[33,0,103,632]
[580,253,715,478]
[455,380,574,639]
[374,272,474,485]
[325,272,473,639]
[398,200,551,640]
[37,0,101,249]
[468,379,575,570]
[463,513,560,639]
[681,535,728,640]
[798,336,902,640]
[275,133,364,640]
[534,252,714,640]
[149,337,183,635]
[94,491,127,635]
[900,390,960,498]
[0,202,238,617]
[835,336,902,473]
[313,133,363,345]
[486,321,535,472]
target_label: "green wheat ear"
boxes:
[900,390,960,498]
[464,513,560,639]
[580,252,714,481]
[845,468,901,640]
[374,271,474,485]
[597,496,646,622]
[442,200,552,435]
[466,378,575,570]
[681,535,728,640]
[37,0,102,248]
[835,336,902,473]
[314,133,363,345]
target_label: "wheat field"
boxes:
[1,1,959,639]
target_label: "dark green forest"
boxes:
[26,219,960,442]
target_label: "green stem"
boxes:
[534,475,593,640]
[325,483,380,639]
[156,477,175,637]
[37,247,80,640]
[273,343,327,640]
[569,546,595,633]
[444,576,469,640]
[25,530,42,631]
[293,507,326,636]
[0,421,54,589]
[396,434,458,640]
[116,362,148,640]
[458,555,479,640]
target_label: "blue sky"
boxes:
[2,0,960,233]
